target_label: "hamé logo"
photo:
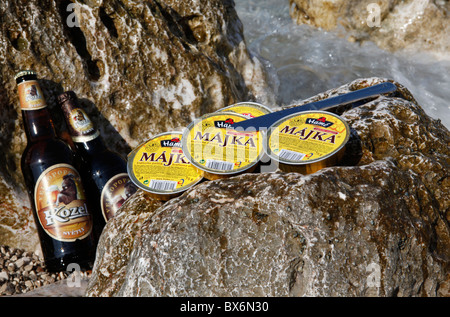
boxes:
[160,137,182,148]
[214,118,235,128]
[306,116,334,128]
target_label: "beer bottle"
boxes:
[15,70,96,272]
[58,91,137,239]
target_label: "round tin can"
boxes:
[182,112,264,180]
[216,101,272,118]
[127,132,203,200]
[265,111,350,174]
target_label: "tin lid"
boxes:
[127,132,203,196]
[265,110,350,165]
[216,102,273,119]
[182,112,263,176]
[14,70,37,80]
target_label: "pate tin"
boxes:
[216,102,272,118]
[265,111,350,174]
[127,132,203,200]
[182,112,263,180]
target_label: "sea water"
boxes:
[234,0,450,129]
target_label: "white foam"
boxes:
[234,0,450,129]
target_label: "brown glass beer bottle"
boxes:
[58,91,137,239]
[16,71,97,272]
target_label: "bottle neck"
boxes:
[22,107,58,142]
[58,91,103,152]
[16,74,57,142]
[73,135,107,155]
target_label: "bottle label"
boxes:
[34,164,93,242]
[63,107,100,142]
[18,80,47,111]
[100,173,137,221]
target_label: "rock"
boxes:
[0,282,15,295]
[11,277,90,297]
[86,190,164,296]
[14,257,27,269]
[24,280,34,289]
[289,0,450,60]
[0,0,273,252]
[0,271,8,282]
[85,78,449,297]
[24,264,34,273]
[0,243,81,296]
[0,178,38,255]
[7,263,16,272]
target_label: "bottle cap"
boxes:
[57,91,78,105]
[14,70,37,80]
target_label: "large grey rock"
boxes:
[0,0,273,252]
[85,78,450,297]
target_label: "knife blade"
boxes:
[230,81,397,130]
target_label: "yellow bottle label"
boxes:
[268,111,350,164]
[183,113,263,174]
[217,102,271,118]
[34,164,93,242]
[129,133,203,193]
[18,80,47,111]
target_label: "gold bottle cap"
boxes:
[14,70,37,80]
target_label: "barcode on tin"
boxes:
[149,180,177,191]
[278,149,306,161]
[205,159,235,171]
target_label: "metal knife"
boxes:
[230,81,397,130]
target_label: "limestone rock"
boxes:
[0,178,38,254]
[86,190,163,296]
[0,0,273,251]
[85,78,449,297]
[289,0,450,60]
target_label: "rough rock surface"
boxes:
[85,78,449,297]
[0,0,273,252]
[86,190,164,296]
[289,0,450,60]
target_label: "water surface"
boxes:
[235,0,450,128]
